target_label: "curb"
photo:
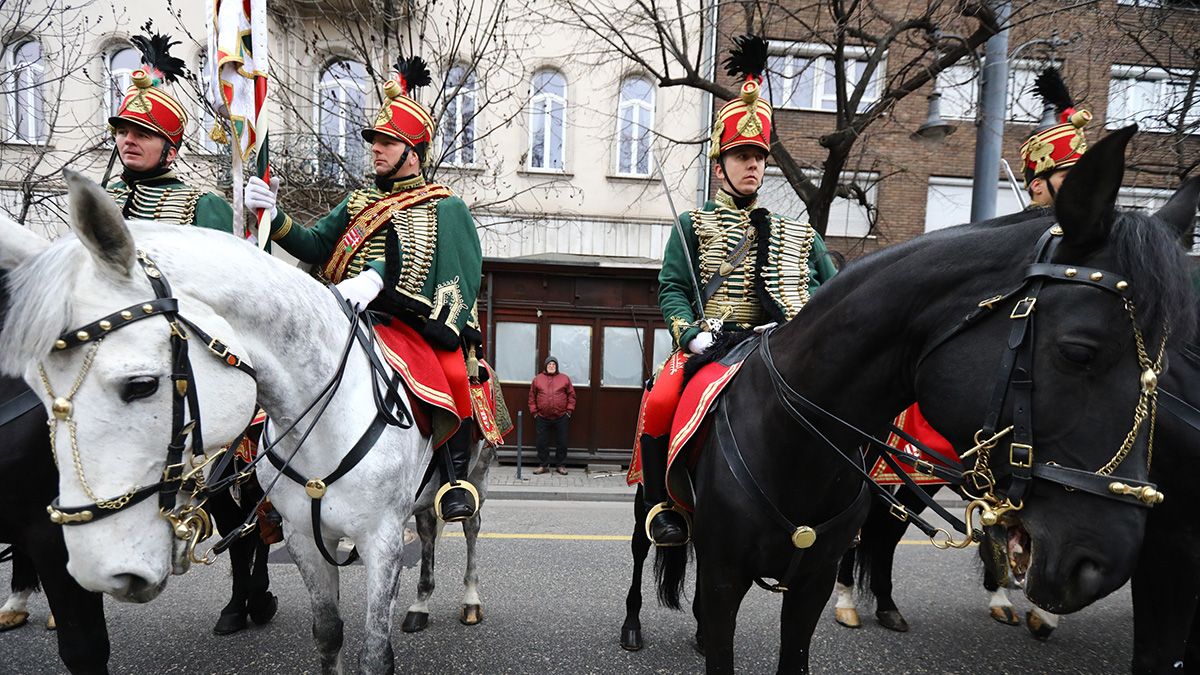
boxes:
[488,484,635,502]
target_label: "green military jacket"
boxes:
[659,190,839,350]
[106,170,233,233]
[270,175,483,350]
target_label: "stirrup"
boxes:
[645,501,692,547]
[435,479,480,522]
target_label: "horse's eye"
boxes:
[1058,343,1096,365]
[121,376,159,402]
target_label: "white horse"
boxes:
[0,171,435,674]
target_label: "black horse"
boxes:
[649,126,1196,673]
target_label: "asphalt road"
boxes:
[1,499,1133,674]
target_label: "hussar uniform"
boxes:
[105,34,232,233]
[633,35,838,546]
[269,58,486,522]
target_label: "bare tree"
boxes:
[525,0,1120,237]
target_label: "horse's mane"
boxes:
[1107,209,1197,346]
[0,239,82,375]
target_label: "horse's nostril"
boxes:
[113,573,161,602]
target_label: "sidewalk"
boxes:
[486,461,636,502]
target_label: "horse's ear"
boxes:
[1154,176,1200,242]
[1055,125,1137,250]
[0,209,50,270]
[64,169,135,278]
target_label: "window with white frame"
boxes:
[3,40,45,143]
[1107,65,1200,134]
[108,46,140,117]
[615,76,654,176]
[765,43,883,113]
[439,64,476,166]
[935,60,1046,122]
[528,69,566,171]
[1117,185,1200,254]
[758,169,878,238]
[924,176,1026,232]
[318,60,369,181]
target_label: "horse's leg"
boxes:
[401,509,440,633]
[1131,523,1198,673]
[209,488,253,635]
[980,533,1020,626]
[286,531,344,675]
[0,547,36,631]
[869,484,933,632]
[833,548,860,628]
[696,561,751,675]
[778,564,839,675]
[359,520,406,675]
[621,485,650,651]
[692,577,704,655]
[459,509,483,625]
[24,524,109,674]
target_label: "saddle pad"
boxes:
[869,403,958,486]
[662,360,745,510]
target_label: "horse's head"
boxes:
[916,126,1199,614]
[0,171,257,602]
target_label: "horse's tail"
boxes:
[653,544,689,610]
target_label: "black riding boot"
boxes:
[640,433,689,546]
[437,424,477,522]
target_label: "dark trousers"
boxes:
[535,415,569,466]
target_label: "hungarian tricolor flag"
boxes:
[209,0,271,247]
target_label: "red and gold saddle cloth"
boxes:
[626,345,749,510]
[373,320,511,447]
[869,403,957,486]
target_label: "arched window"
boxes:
[528,69,566,171]
[318,59,369,180]
[615,76,654,176]
[108,46,140,117]
[3,40,45,143]
[439,64,477,166]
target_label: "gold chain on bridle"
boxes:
[931,299,1167,550]
[38,338,216,563]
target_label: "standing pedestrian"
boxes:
[528,356,575,475]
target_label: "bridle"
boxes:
[38,250,258,564]
[913,223,1167,545]
[722,223,1170,591]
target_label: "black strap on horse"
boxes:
[917,225,1166,508]
[0,387,40,427]
[713,404,871,593]
[1161,389,1200,434]
[47,252,258,524]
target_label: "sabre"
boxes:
[1000,159,1029,210]
[653,158,707,322]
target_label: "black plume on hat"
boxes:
[393,56,432,95]
[1032,67,1073,115]
[130,23,186,84]
[722,34,769,81]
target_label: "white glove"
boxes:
[687,331,715,355]
[753,322,779,334]
[335,269,384,312]
[244,176,279,221]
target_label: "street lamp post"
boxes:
[969,0,1012,223]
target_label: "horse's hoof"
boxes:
[835,607,861,628]
[213,610,248,636]
[45,613,55,631]
[693,629,705,656]
[0,610,29,632]
[248,591,277,625]
[1026,610,1055,641]
[989,605,1020,625]
[401,611,430,633]
[875,609,910,633]
[460,604,483,626]
[620,626,643,651]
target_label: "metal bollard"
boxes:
[516,410,524,480]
